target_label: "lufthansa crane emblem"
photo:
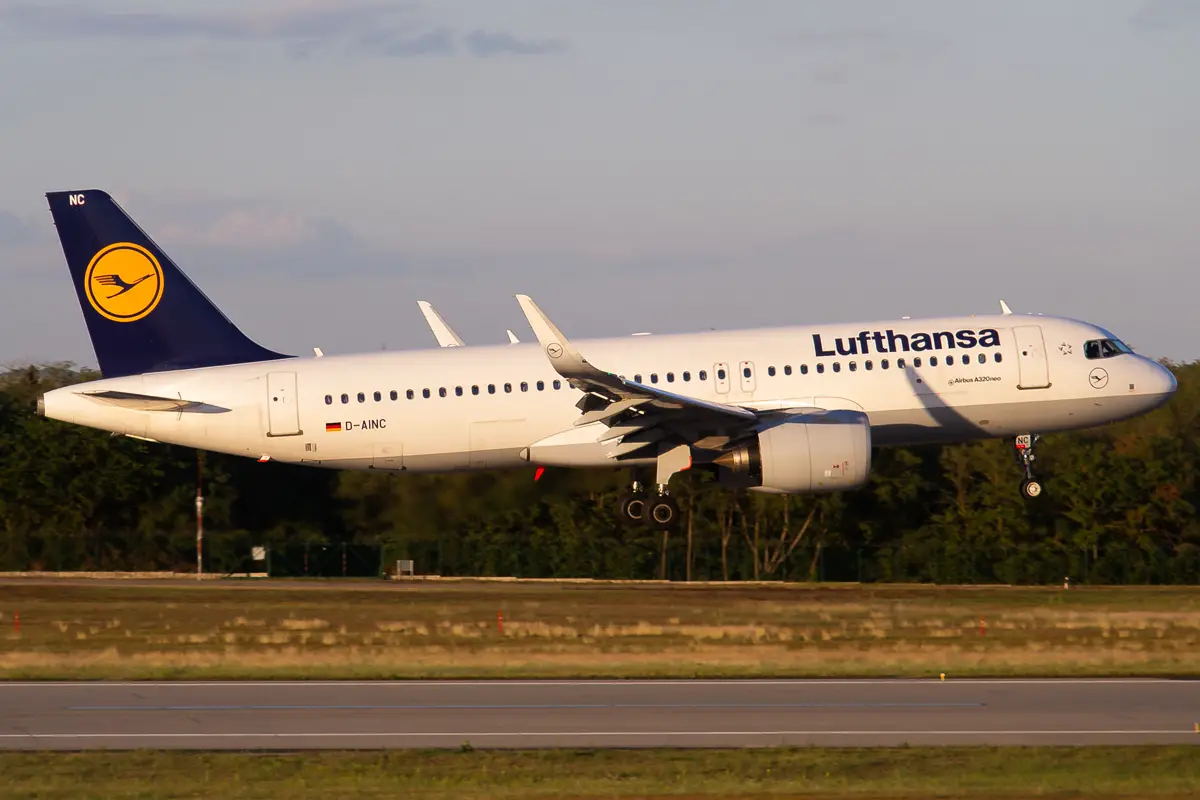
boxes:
[546,342,564,359]
[1089,367,1109,389]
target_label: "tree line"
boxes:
[2,361,1199,584]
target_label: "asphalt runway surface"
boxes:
[2,679,1199,750]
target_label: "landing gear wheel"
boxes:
[646,495,679,529]
[1021,479,1043,499]
[620,494,646,524]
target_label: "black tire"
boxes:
[646,496,679,529]
[620,495,646,524]
[1021,479,1043,499]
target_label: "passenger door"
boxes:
[266,372,302,436]
[1013,325,1051,389]
[739,361,756,393]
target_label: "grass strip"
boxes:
[2,581,1199,679]
[1,746,1198,799]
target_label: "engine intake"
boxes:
[715,411,871,493]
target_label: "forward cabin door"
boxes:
[266,371,302,436]
[1013,326,1051,389]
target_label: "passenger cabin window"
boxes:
[667,372,675,383]
[390,390,398,400]
[439,388,447,398]
[406,390,415,400]
[929,356,938,367]
[341,394,349,404]
[800,365,808,375]
[634,374,642,383]
[520,382,528,392]
[913,357,922,368]
[816,363,825,374]
[743,366,752,378]
[423,389,431,399]
[374,391,381,402]
[768,366,776,377]
[881,359,889,369]
[848,361,857,372]
[472,385,480,395]
[683,371,691,382]
[717,368,726,380]
[537,380,545,391]
[357,392,365,403]
[553,380,562,390]
[784,365,792,376]
[488,384,496,394]
[1084,338,1132,359]
[832,362,841,373]
[650,373,659,384]
[865,360,873,371]
[897,358,906,369]
[325,394,333,405]
[994,353,1003,363]
[455,387,463,397]
[699,370,708,381]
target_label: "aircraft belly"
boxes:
[869,395,1148,447]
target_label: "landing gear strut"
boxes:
[1015,434,1043,499]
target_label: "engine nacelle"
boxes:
[716,411,871,494]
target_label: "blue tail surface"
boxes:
[46,189,291,378]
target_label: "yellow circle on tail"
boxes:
[84,243,164,322]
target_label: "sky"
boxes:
[0,0,1197,368]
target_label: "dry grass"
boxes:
[2,747,1199,800]
[1,580,1199,679]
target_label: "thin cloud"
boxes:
[0,210,37,245]
[0,1,566,59]
[464,29,566,57]
[1131,0,1200,31]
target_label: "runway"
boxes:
[1,679,1197,750]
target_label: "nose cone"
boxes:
[1143,360,1177,412]
[36,394,45,417]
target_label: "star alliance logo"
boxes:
[1059,342,1073,355]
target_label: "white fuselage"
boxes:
[40,313,1176,475]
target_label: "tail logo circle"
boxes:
[84,243,164,322]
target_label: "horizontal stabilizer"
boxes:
[80,390,230,413]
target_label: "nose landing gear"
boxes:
[1015,434,1043,498]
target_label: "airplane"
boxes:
[416,300,521,347]
[37,189,1177,529]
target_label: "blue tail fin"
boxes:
[46,189,291,378]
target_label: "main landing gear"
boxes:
[620,474,680,529]
[1015,433,1043,499]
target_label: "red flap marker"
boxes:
[534,466,545,481]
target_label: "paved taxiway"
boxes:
[1,679,1197,750]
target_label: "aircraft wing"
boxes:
[417,301,466,347]
[515,294,762,460]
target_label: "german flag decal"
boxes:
[325,422,342,433]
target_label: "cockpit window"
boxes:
[1084,338,1132,360]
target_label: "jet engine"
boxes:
[715,410,871,494]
